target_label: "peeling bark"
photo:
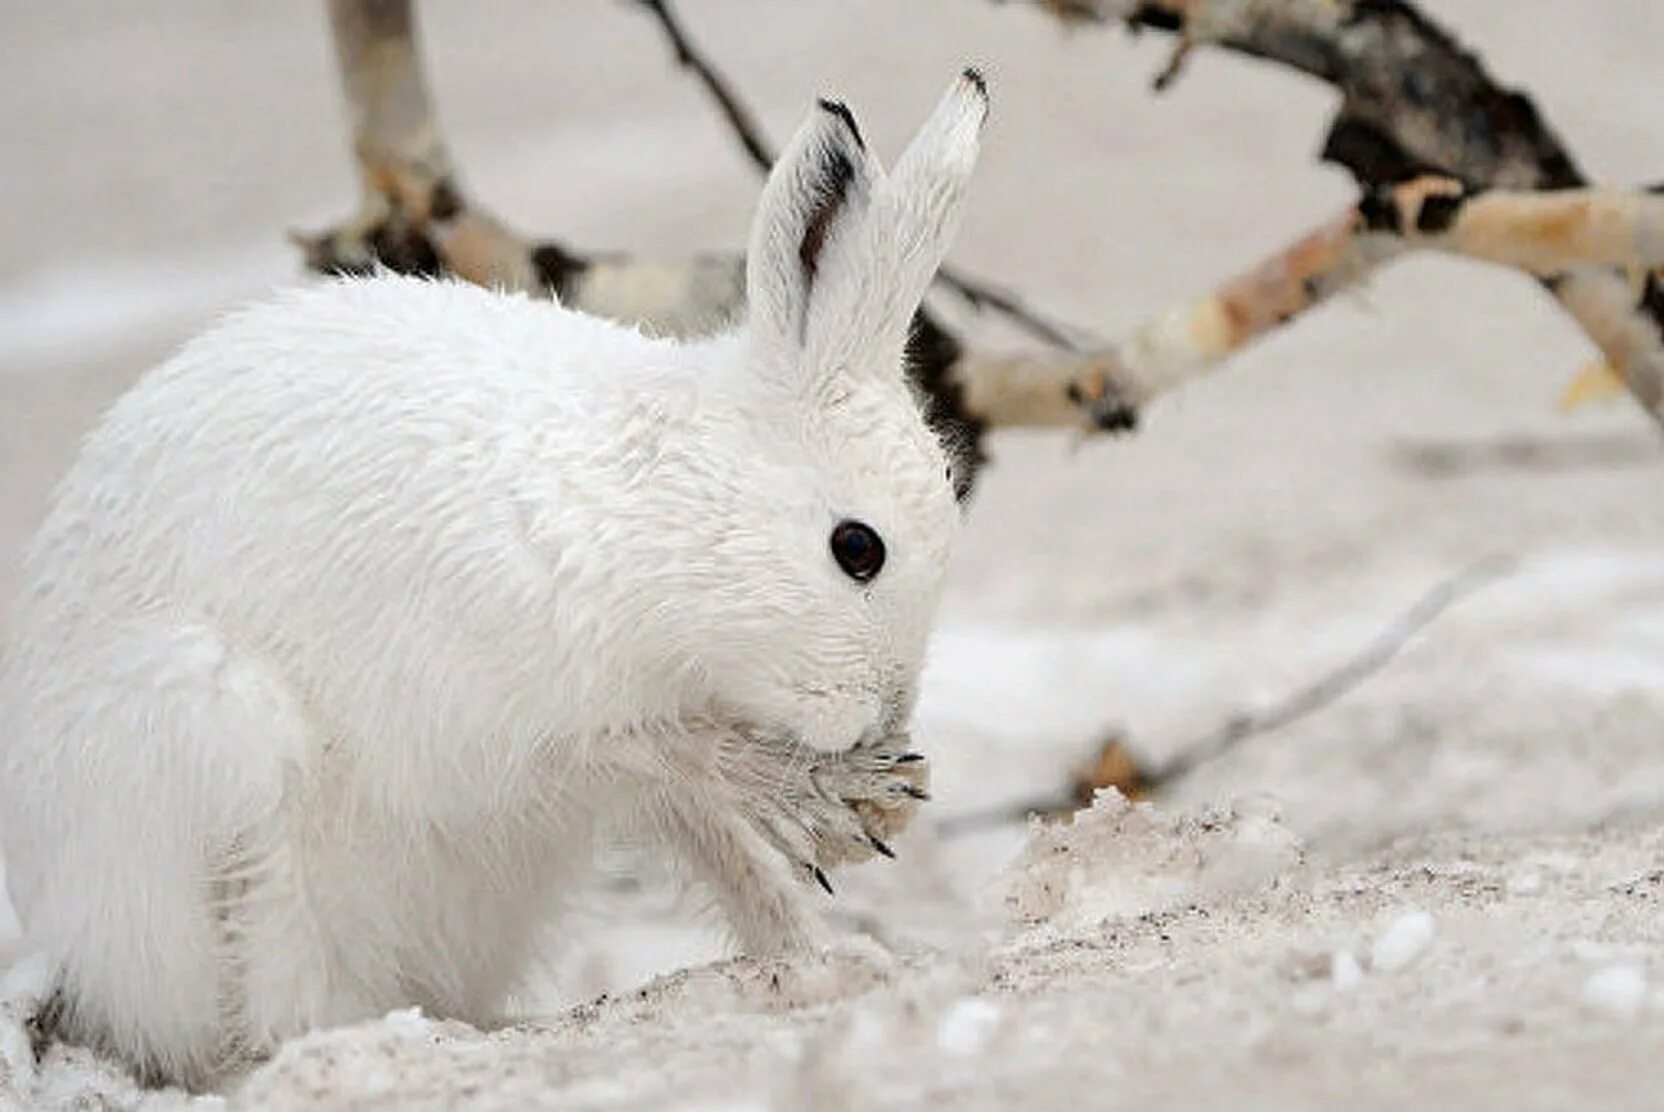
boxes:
[1069,209,1402,417]
[1068,180,1664,421]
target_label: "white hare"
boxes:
[0,73,987,1087]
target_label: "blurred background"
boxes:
[2,0,1662,1071]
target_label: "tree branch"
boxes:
[1068,206,1402,420]
[935,554,1516,836]
[1391,430,1661,479]
[632,0,775,175]
[1065,180,1664,424]
[1144,553,1515,788]
[1029,0,1664,428]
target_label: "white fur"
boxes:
[0,75,987,1087]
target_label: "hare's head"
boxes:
[677,72,988,753]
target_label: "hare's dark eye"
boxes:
[830,520,885,583]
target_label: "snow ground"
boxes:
[1,1,1661,1108]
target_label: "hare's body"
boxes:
[1,75,986,1087]
[3,282,731,1075]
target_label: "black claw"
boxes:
[902,786,931,802]
[868,835,896,859]
[812,865,835,895]
[893,752,926,764]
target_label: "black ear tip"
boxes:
[816,97,866,149]
[961,67,989,99]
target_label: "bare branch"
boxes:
[1368,178,1664,275]
[1391,430,1662,478]
[1041,0,1583,188]
[1065,179,1664,424]
[1145,554,1516,787]
[631,0,775,174]
[935,555,1515,837]
[1028,0,1664,428]
[931,271,1097,350]
[326,0,452,203]
[1069,207,1401,421]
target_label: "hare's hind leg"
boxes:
[227,811,381,1059]
[3,620,317,1087]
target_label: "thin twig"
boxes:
[1391,432,1663,478]
[936,555,1516,837]
[629,0,1094,350]
[632,0,775,173]
[932,271,1095,350]
[1146,554,1516,786]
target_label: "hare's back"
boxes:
[30,276,642,665]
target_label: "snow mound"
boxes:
[1002,791,1304,939]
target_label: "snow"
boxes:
[0,244,288,373]
[1330,951,1364,991]
[935,999,1003,1056]
[3,0,1664,1108]
[1369,911,1437,974]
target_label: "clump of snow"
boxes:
[1369,910,1436,973]
[1002,791,1303,938]
[1329,950,1364,991]
[1581,965,1649,1021]
[381,1006,433,1040]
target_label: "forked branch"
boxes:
[1030,0,1664,428]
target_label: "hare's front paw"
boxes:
[809,743,931,869]
[662,731,931,954]
[722,735,930,887]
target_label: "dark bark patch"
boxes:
[365,219,442,278]
[428,178,464,222]
[530,241,591,302]
[1322,117,1438,185]
[1126,5,1184,33]
[1415,189,1472,234]
[1639,272,1664,349]
[1357,189,1402,233]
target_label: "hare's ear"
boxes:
[744,97,878,354]
[869,69,989,336]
